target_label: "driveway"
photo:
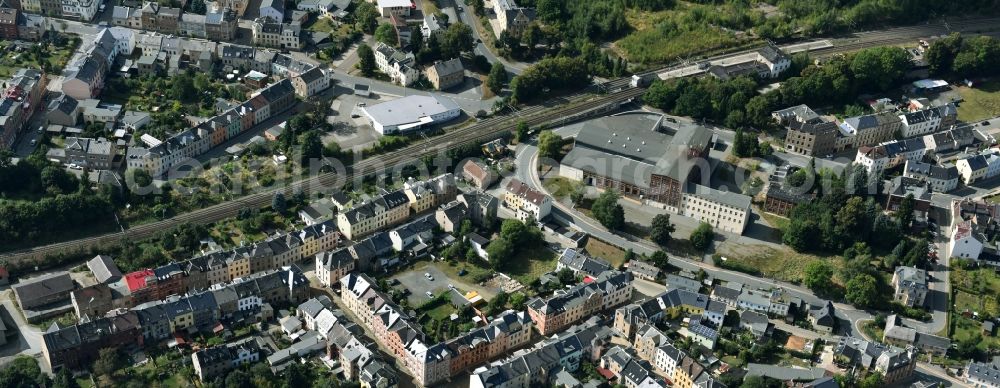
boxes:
[0,290,46,372]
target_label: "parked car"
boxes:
[425,291,434,298]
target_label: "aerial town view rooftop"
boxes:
[2,0,1000,387]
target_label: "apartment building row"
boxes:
[612,287,726,341]
[191,295,399,386]
[316,189,496,286]
[112,2,237,41]
[340,272,534,386]
[71,221,339,318]
[43,265,310,370]
[21,0,99,21]
[336,174,457,240]
[599,346,668,388]
[469,316,614,388]
[59,27,131,101]
[777,103,957,157]
[526,270,634,336]
[0,68,45,150]
[126,79,295,176]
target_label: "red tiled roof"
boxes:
[597,367,615,380]
[124,269,154,292]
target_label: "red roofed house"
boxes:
[462,160,496,190]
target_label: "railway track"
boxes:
[601,16,1000,90]
[0,88,645,264]
[8,16,1000,266]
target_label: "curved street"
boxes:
[513,129,949,337]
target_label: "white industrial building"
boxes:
[360,95,461,135]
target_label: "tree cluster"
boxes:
[357,43,376,76]
[510,56,591,103]
[746,46,912,129]
[0,153,118,250]
[417,23,475,64]
[591,189,625,230]
[537,130,566,159]
[733,128,773,158]
[0,357,50,388]
[485,219,543,268]
[690,222,715,251]
[644,76,758,128]
[354,2,379,34]
[650,214,675,246]
[753,1,1000,40]
[926,34,1000,79]
[781,165,899,254]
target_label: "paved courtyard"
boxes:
[392,263,499,306]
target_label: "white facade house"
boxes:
[377,0,412,17]
[956,150,1000,184]
[62,0,100,21]
[373,42,419,86]
[297,0,334,14]
[855,138,927,176]
[755,44,791,78]
[950,220,984,260]
[680,185,751,234]
[653,344,685,380]
[899,108,942,138]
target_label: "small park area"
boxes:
[956,79,1000,122]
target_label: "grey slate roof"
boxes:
[87,255,123,284]
[13,273,74,306]
[558,248,611,276]
[685,183,752,209]
[431,58,463,77]
[967,360,1000,386]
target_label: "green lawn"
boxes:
[432,260,493,284]
[952,313,1000,351]
[0,38,77,77]
[418,296,456,320]
[956,80,1000,122]
[543,177,581,199]
[613,7,750,65]
[860,320,884,342]
[718,245,845,286]
[955,289,1000,317]
[499,245,558,285]
[307,17,338,33]
[759,209,789,231]
[585,238,628,268]
[952,264,1000,295]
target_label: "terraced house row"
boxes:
[526,270,634,335]
[340,273,535,386]
[70,221,338,318]
[470,316,614,388]
[43,265,310,371]
[336,174,457,240]
[126,78,296,176]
